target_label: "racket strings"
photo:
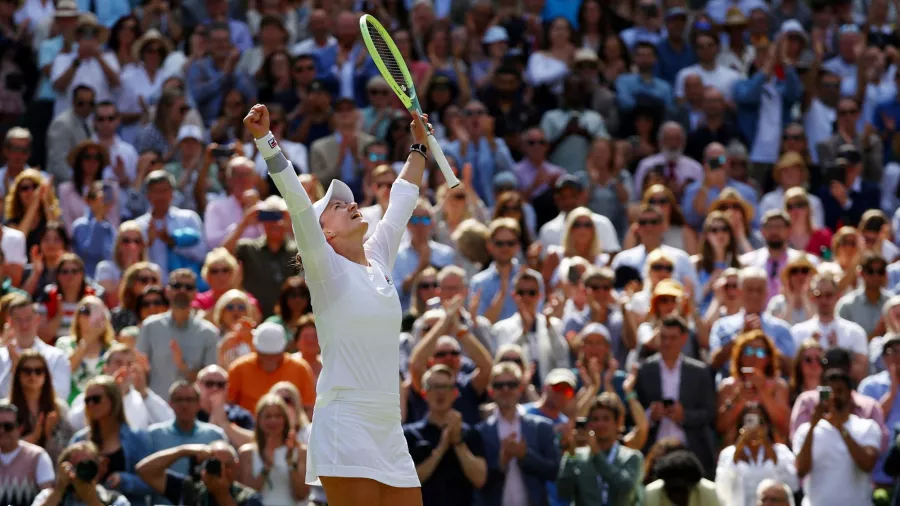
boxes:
[366,24,409,95]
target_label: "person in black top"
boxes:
[135,441,262,506]
[403,364,487,506]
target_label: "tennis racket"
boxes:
[359,14,460,188]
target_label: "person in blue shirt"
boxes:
[858,332,900,488]
[616,41,673,112]
[524,368,575,506]
[682,142,759,230]
[185,22,256,126]
[471,218,523,323]
[147,381,226,475]
[656,8,696,85]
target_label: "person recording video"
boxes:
[135,441,262,506]
[32,441,130,506]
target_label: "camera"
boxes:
[202,457,222,477]
[75,460,99,482]
[574,417,588,430]
[212,145,234,159]
[817,385,832,402]
[257,210,282,222]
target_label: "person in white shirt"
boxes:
[794,368,881,506]
[0,296,71,399]
[49,14,121,117]
[632,122,704,198]
[288,8,335,57]
[804,71,841,165]
[67,343,173,432]
[537,175,620,255]
[1,224,27,287]
[791,272,869,382]
[93,101,139,187]
[204,156,264,249]
[675,31,742,101]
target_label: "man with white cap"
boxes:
[226,321,317,417]
[232,195,298,318]
[361,76,403,140]
[525,368,577,426]
[93,100,138,186]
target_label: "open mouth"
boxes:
[352,211,362,220]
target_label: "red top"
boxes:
[192,290,261,313]
[804,228,834,258]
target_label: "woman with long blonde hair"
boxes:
[4,169,61,247]
[238,394,309,504]
[216,289,257,369]
[783,186,832,256]
[543,206,607,289]
[766,256,817,325]
[195,247,260,321]
[110,261,162,332]
[95,221,151,308]
[55,296,116,402]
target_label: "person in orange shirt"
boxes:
[226,322,316,418]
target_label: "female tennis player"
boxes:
[243,103,425,506]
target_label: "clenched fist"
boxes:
[243,104,271,140]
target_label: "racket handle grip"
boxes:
[427,135,460,189]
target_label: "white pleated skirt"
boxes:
[306,389,420,488]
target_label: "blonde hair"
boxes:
[490,361,523,381]
[70,296,115,347]
[488,217,520,238]
[561,207,601,259]
[112,221,147,270]
[268,381,310,429]
[201,248,239,285]
[212,289,251,329]
[784,187,814,231]
[299,174,325,200]
[119,261,161,311]
[5,169,60,221]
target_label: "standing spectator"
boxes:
[308,98,374,198]
[837,251,891,338]
[0,400,54,506]
[682,142,759,230]
[226,322,316,418]
[392,198,456,312]
[264,277,311,340]
[0,295,70,399]
[133,88,189,158]
[818,144,882,229]
[49,14,120,117]
[861,332,900,490]
[54,296,115,402]
[471,218,523,323]
[513,127,566,223]
[538,175,620,255]
[57,141,120,235]
[108,262,161,332]
[186,22,255,126]
[753,480,795,506]
[615,41,673,113]
[760,154,826,230]
[93,101,139,188]
[137,269,219,396]
[557,393,644,506]
[204,157,263,249]
[656,8,695,86]
[632,122,703,198]
[475,361,560,506]
[740,210,815,303]
[403,364,487,506]
[675,31,742,101]
[0,127,38,199]
[635,315,717,476]
[816,100,884,184]
[644,449,719,506]
[539,76,608,176]
[70,182,116,278]
[45,85,95,182]
[147,381,225,475]
[134,170,207,282]
[794,368,881,506]
[685,87,741,163]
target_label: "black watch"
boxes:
[410,143,428,158]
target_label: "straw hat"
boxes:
[132,29,173,62]
[773,151,808,185]
[724,6,748,27]
[67,140,110,169]
[76,13,108,44]
[779,255,818,288]
[649,279,685,316]
[710,188,755,223]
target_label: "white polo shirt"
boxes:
[790,316,868,356]
[49,51,121,116]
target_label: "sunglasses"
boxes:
[7,144,30,153]
[136,275,158,284]
[225,303,247,311]
[526,139,548,146]
[369,152,387,162]
[865,267,887,275]
[789,267,811,275]
[492,239,518,248]
[209,267,232,275]
[655,295,677,304]
[172,396,199,404]
[20,366,45,376]
[0,422,16,432]
[169,282,196,291]
[650,264,674,272]
[141,299,167,308]
[84,394,104,405]
[17,183,36,192]
[840,240,858,248]
[838,108,858,116]
[516,289,539,297]
[783,134,804,141]
[75,100,95,108]
[374,181,394,189]
[81,153,102,162]
[418,281,438,290]
[434,350,461,359]
[202,379,227,389]
[95,115,118,122]
[409,216,432,226]
[718,203,744,211]
[724,283,738,290]
[122,237,142,245]
[802,355,822,365]
[492,380,520,390]
[463,109,486,117]
[586,284,612,291]
[648,198,669,206]
[59,268,83,276]
[424,383,455,392]
[707,226,729,234]
[638,219,661,226]
[786,202,808,211]
[742,346,768,358]
[549,382,575,398]
[499,356,524,366]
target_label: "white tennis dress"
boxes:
[264,140,420,488]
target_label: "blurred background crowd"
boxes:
[5,0,900,505]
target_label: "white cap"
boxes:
[177,124,204,143]
[579,323,610,343]
[262,195,288,212]
[545,368,577,388]
[778,19,808,43]
[252,322,287,354]
[313,179,355,221]
[483,26,509,44]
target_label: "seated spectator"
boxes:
[403,364,487,506]
[133,286,169,327]
[632,122,703,199]
[70,182,117,279]
[237,394,308,503]
[585,137,632,238]
[682,143,759,231]
[858,210,898,263]
[858,332,900,489]
[766,256,817,326]
[5,169,62,253]
[0,295,71,399]
[538,175,620,256]
[625,248,676,320]
[204,157,264,249]
[451,218,492,280]
[782,188,832,258]
[292,315,321,381]
[475,361,561,506]
[33,439,133,506]
[817,144,881,230]
[837,251,891,338]
[35,253,104,342]
[55,296,116,402]
[401,266,439,332]
[789,339,824,405]
[471,218,523,324]
[0,400,54,506]
[392,198,456,312]
[68,343,173,433]
[435,265,495,354]
[562,267,630,367]
[7,350,74,464]
[816,98,883,183]
[709,188,762,255]
[269,382,310,443]
[227,322,316,418]
[264,277,311,340]
[760,152,827,230]
[558,392,644,506]
[216,293,255,369]
[137,269,219,396]
[794,368,882,506]
[542,207,610,289]
[57,140,120,236]
[715,403,799,506]
[70,375,154,504]
[193,248,260,321]
[692,211,743,315]
[753,480,795,506]
[160,126,222,213]
[109,262,162,332]
[635,315,717,476]
[644,449,719,506]
[147,381,225,475]
[633,279,701,364]
[632,185,698,255]
[135,440,262,506]
[433,175,490,251]
[94,222,154,309]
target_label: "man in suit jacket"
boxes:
[475,361,560,506]
[815,97,883,183]
[817,143,882,229]
[635,315,716,476]
[309,97,374,200]
[45,84,96,182]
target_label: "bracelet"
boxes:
[625,391,637,402]
[409,143,427,160]
[255,132,280,160]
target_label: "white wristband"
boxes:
[255,132,280,160]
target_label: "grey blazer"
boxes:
[45,109,94,182]
[815,132,883,182]
[635,354,717,477]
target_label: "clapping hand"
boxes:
[170,340,188,374]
